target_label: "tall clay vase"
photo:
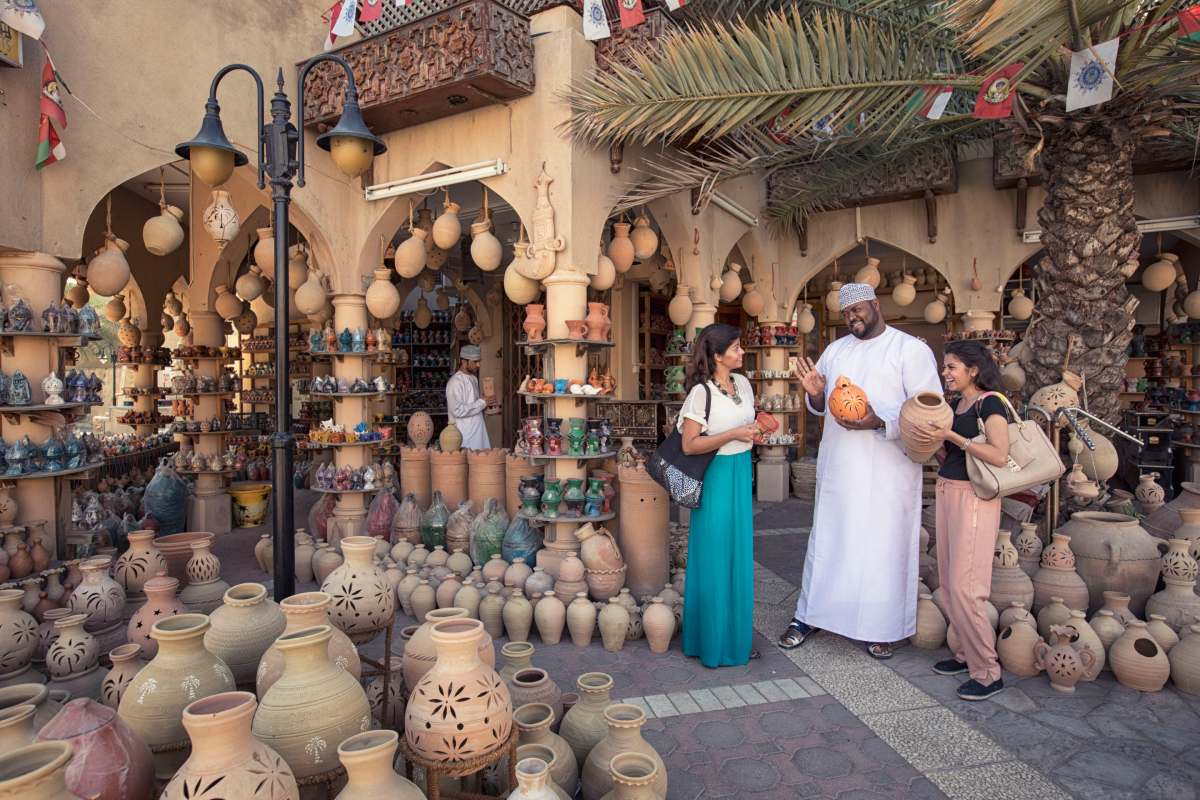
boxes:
[580,704,666,800]
[117,614,237,781]
[514,703,578,794]
[403,607,496,692]
[995,620,1042,678]
[0,741,80,800]
[510,757,560,800]
[162,691,298,800]
[321,536,396,643]
[204,583,286,689]
[179,540,229,614]
[560,673,614,767]
[617,466,669,598]
[1033,626,1095,693]
[505,590,535,643]
[603,752,662,800]
[46,613,106,701]
[1109,620,1170,692]
[258,592,361,697]
[499,641,535,683]
[567,592,597,647]
[910,593,946,650]
[1014,522,1043,578]
[1170,624,1200,695]
[34,697,155,800]
[1031,534,1089,612]
[642,598,675,654]
[113,531,167,604]
[405,618,513,762]
[126,573,185,659]
[534,591,566,645]
[0,588,39,686]
[100,644,147,710]
[253,625,372,780]
[898,393,953,464]
[335,729,423,800]
[598,598,629,653]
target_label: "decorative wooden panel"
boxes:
[768,144,958,210]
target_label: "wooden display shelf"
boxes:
[0,401,95,422]
[169,391,236,398]
[520,510,616,525]
[518,339,615,356]
[308,351,380,362]
[525,451,616,468]
[0,331,99,355]
[4,463,98,481]
[174,429,262,437]
[310,486,381,495]
[517,391,612,406]
[301,440,385,449]
[309,391,385,401]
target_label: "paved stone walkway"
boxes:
[215,493,1200,799]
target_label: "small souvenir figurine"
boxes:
[372,375,388,393]
[365,329,376,352]
[338,327,354,353]
[350,467,364,490]
[41,301,59,334]
[337,377,351,393]
[84,495,103,527]
[8,371,32,406]
[86,373,103,403]
[41,373,64,405]
[5,435,29,475]
[324,321,338,352]
[310,327,323,353]
[545,417,562,456]
[65,432,85,469]
[80,305,99,336]
[375,328,391,352]
[43,436,64,473]
[6,297,33,331]
[350,377,370,394]
[352,327,366,353]
[362,465,377,491]
[0,370,9,405]
[63,304,80,333]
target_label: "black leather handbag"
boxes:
[646,384,713,508]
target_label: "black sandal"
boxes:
[777,621,816,650]
[867,642,894,660]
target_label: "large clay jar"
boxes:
[996,620,1041,678]
[403,607,495,692]
[253,625,371,780]
[407,414,434,448]
[511,757,560,800]
[204,583,286,689]
[514,703,578,793]
[581,704,666,800]
[1170,624,1200,695]
[1031,534,1089,611]
[617,466,668,598]
[534,591,566,645]
[162,691,298,800]
[1057,512,1164,615]
[34,698,154,800]
[1088,609,1124,668]
[598,598,629,653]
[0,589,38,686]
[1033,625,1095,693]
[504,590,535,642]
[117,614,236,781]
[68,557,125,632]
[100,644,146,710]
[126,573,185,660]
[321,536,396,643]
[910,593,946,650]
[509,669,562,726]
[400,447,432,510]
[258,592,361,697]
[567,592,597,647]
[560,673,613,767]
[576,525,624,573]
[113,531,167,603]
[898,393,953,464]
[1145,577,1200,632]
[1109,620,1170,692]
[603,752,662,800]
[46,614,106,701]
[468,449,508,514]
[1063,610,1105,680]
[335,729,423,800]
[586,303,611,342]
[0,741,80,800]
[431,449,468,510]
[405,618,513,762]
[0,685,66,729]
[154,532,213,585]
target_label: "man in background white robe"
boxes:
[778,283,941,656]
[445,345,494,450]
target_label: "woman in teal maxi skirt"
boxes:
[676,324,758,669]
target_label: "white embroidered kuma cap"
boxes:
[839,282,877,311]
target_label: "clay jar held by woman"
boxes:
[258,591,361,697]
[161,691,298,800]
[204,583,286,690]
[34,697,155,800]
[320,536,396,644]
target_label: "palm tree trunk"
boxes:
[1021,115,1141,426]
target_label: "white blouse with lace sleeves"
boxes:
[675,374,757,456]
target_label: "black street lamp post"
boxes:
[176,56,385,601]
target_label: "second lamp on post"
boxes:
[175,54,386,600]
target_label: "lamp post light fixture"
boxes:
[175,56,385,600]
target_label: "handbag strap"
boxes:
[703,382,712,425]
[972,390,1020,435]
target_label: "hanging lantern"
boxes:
[854,257,881,288]
[1008,288,1034,320]
[592,250,616,291]
[892,274,918,307]
[825,281,843,315]
[164,290,183,317]
[235,264,266,302]
[174,315,191,338]
[294,268,328,317]
[235,307,258,335]
[414,296,433,329]
[201,190,240,252]
[923,288,949,324]
[668,284,693,326]
[104,294,127,323]
[432,198,462,250]
[287,245,308,290]
[719,263,743,303]
[607,222,635,273]
[253,226,276,279]
[796,302,816,334]
[434,287,451,311]
[363,268,399,320]
[214,285,244,320]
[742,282,765,317]
[630,211,658,260]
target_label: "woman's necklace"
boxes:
[957,387,981,414]
[714,374,742,405]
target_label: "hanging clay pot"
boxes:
[741,282,765,317]
[286,245,308,290]
[607,223,635,273]
[203,583,286,689]
[505,263,542,305]
[892,274,917,307]
[202,191,240,252]
[592,251,616,292]
[1109,620,1170,692]
[824,281,843,315]
[235,264,266,302]
[395,228,428,279]
[1008,288,1034,320]
[471,220,503,272]
[667,284,693,327]
[432,201,463,249]
[294,267,328,317]
[250,226,275,279]
[213,285,244,321]
[719,264,743,303]
[796,301,816,334]
[923,288,949,324]
[320,537,396,643]
[414,296,433,329]
[854,257,881,288]
[143,204,185,257]
[365,268,401,320]
[65,273,90,310]
[89,236,132,297]
[1141,252,1178,292]
[173,315,191,338]
[629,213,658,261]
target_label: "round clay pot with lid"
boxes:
[162,691,297,800]
[100,644,146,710]
[34,697,155,800]
[0,588,38,686]
[509,669,563,725]
[0,741,77,800]
[514,702,578,792]
[258,591,361,697]
[402,607,495,692]
[1109,620,1170,692]
[580,704,666,800]
[559,672,613,767]
[335,729,423,800]
[204,583,286,690]
[126,572,185,659]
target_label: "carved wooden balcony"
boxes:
[301,0,535,136]
[594,7,677,74]
[768,144,958,210]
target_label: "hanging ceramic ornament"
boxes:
[591,249,616,291]
[252,226,275,279]
[825,280,843,315]
[433,287,450,312]
[854,256,881,289]
[924,288,950,324]
[742,282,765,318]
[65,265,90,309]
[607,222,635,273]
[432,194,462,250]
[1008,288,1034,320]
[470,194,503,272]
[202,190,241,252]
[164,290,183,317]
[89,196,133,296]
[630,210,658,260]
[214,285,244,321]
[892,274,918,307]
[668,284,693,326]
[235,307,258,335]
[287,245,308,290]
[719,263,743,303]
[796,302,816,334]
[1141,250,1178,292]
[454,305,472,332]
[395,202,428,278]
[235,265,266,302]
[104,294,127,323]
[295,267,328,317]
[1185,285,1200,320]
[416,208,448,270]
[143,169,186,256]
[414,297,433,329]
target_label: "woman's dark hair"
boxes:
[944,340,1003,392]
[686,323,742,391]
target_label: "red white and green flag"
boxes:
[918,86,954,120]
[665,0,686,10]
[36,53,66,169]
[1179,5,1200,40]
[324,0,357,51]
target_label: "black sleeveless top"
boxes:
[938,395,1007,481]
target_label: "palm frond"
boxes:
[564,6,977,148]
[683,0,960,47]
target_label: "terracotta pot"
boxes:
[0,589,38,686]
[0,686,66,730]
[523,304,547,342]
[46,614,105,701]
[996,620,1041,677]
[260,592,361,698]
[1088,609,1124,668]
[1147,614,1180,653]
[504,591,534,642]
[439,422,464,454]
[1109,620,1170,692]
[509,669,562,726]
[253,625,371,779]
[606,224,635,273]
[335,729,424,800]
[603,752,662,800]
[117,614,236,780]
[467,449,508,515]
[34,698,154,800]
[0,741,79,800]
[320,537,396,643]
[126,573,185,660]
[898,393,953,464]
[89,236,132,297]
[1169,624,1200,695]
[1036,597,1073,640]
[1145,578,1200,632]
[505,558,533,590]
[511,757,560,800]
[470,221,503,273]
[514,703,577,791]
[204,583,286,689]
[580,704,666,800]
[68,558,125,632]
[576,526,624,573]
[430,450,468,511]
[534,592,566,645]
[585,303,611,342]
[517,744,573,800]
[617,467,669,598]
[1057,512,1164,615]
[0,704,36,752]
[1032,536,1089,612]
[499,641,535,683]
[559,673,612,767]
[1034,625,1095,693]
[829,376,869,423]
[407,415,435,450]
[405,619,513,762]
[294,267,328,316]
[153,532,214,586]
[642,598,675,654]
[667,283,692,327]
[403,607,495,692]
[179,540,229,614]
[1099,590,1137,626]
[909,593,946,650]
[435,575,464,610]
[162,691,298,800]
[100,644,146,710]
[598,599,629,653]
[1014,522,1043,578]
[1161,538,1198,582]
[989,563,1034,612]
[1063,610,1105,680]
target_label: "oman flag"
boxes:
[36,56,66,169]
